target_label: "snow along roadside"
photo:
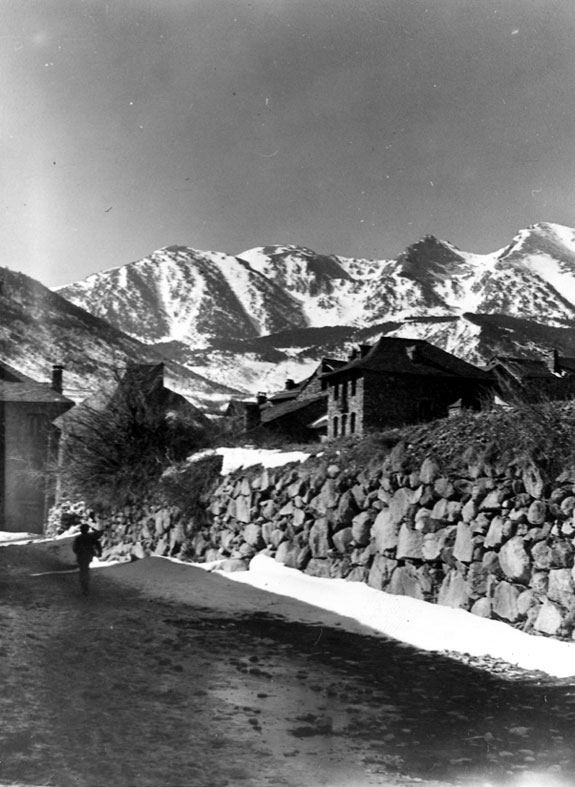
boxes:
[179,553,575,679]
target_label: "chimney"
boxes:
[256,392,267,405]
[51,364,64,394]
[546,348,560,374]
[348,349,359,361]
[285,378,296,390]
[359,344,371,358]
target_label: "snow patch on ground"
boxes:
[0,530,42,545]
[189,554,575,679]
[188,446,312,474]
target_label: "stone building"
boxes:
[487,350,575,403]
[254,358,346,441]
[323,337,494,439]
[0,361,74,532]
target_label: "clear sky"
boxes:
[3,0,575,287]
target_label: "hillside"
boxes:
[0,266,242,409]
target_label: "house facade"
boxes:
[0,362,74,532]
[249,358,346,441]
[324,338,494,439]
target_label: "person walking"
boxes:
[72,524,102,596]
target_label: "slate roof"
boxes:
[260,393,325,424]
[324,338,492,380]
[268,386,302,404]
[267,358,347,404]
[0,360,73,404]
[487,357,556,380]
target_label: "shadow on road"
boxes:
[1,543,574,787]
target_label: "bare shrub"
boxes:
[159,452,223,522]
[60,366,216,510]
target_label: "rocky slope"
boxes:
[54,223,575,395]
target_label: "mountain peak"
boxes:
[237,244,352,294]
[499,222,575,267]
[397,234,467,283]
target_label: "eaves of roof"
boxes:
[260,393,326,424]
[0,382,74,404]
[491,359,555,380]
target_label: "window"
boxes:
[26,413,48,437]
[351,378,356,396]
[350,412,356,433]
[333,416,339,437]
[341,413,347,435]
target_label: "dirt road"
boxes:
[1,541,574,787]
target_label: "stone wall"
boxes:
[94,446,575,641]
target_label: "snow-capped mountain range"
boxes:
[53,222,575,396]
[58,222,575,339]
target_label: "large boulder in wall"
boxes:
[309,518,331,558]
[387,564,425,600]
[367,555,397,590]
[498,537,531,584]
[438,570,470,609]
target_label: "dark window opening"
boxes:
[27,413,48,437]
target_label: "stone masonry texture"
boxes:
[63,446,575,642]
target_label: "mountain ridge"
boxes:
[4,221,575,404]
[47,221,575,396]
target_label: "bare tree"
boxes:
[59,365,214,509]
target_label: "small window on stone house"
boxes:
[333,416,339,437]
[26,413,48,437]
[341,413,348,435]
[351,378,357,396]
[350,412,356,433]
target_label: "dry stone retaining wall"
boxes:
[94,449,575,641]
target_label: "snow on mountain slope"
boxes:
[59,246,308,347]
[53,223,575,399]
[496,222,575,310]
[0,266,242,409]
[59,227,575,350]
[237,245,371,327]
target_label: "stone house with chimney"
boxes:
[323,338,494,439]
[487,350,575,403]
[0,361,74,532]
[232,358,346,442]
